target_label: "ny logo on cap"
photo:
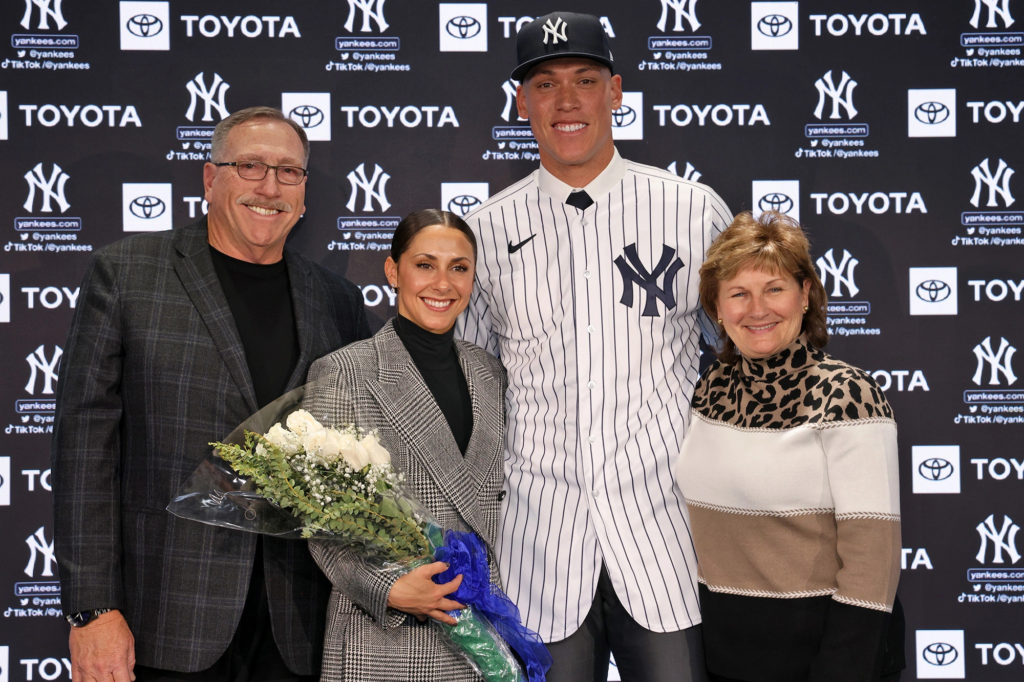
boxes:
[543,17,568,45]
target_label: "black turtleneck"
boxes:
[393,314,473,455]
[209,246,299,409]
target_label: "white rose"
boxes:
[302,427,327,456]
[286,409,323,437]
[337,433,371,469]
[361,434,391,466]
[318,429,344,464]
[265,423,300,454]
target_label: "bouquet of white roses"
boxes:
[168,388,550,682]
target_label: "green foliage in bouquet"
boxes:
[210,428,432,560]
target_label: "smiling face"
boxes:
[716,266,812,359]
[384,225,476,334]
[517,57,622,186]
[203,118,307,264]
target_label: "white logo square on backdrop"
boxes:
[282,93,332,142]
[0,274,10,323]
[910,267,958,315]
[912,446,961,494]
[441,183,489,217]
[0,456,10,505]
[123,183,173,232]
[612,92,643,141]
[751,2,799,50]
[0,90,8,141]
[916,630,965,679]
[120,2,170,51]
[908,89,956,138]
[440,4,488,52]
[752,180,800,222]
[0,644,9,682]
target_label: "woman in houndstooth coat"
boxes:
[304,210,508,681]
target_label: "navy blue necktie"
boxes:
[565,190,594,211]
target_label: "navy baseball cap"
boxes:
[511,12,614,82]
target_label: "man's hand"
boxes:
[69,610,136,682]
[387,562,465,626]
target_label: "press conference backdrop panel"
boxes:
[1,2,1022,680]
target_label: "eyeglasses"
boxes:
[213,161,308,185]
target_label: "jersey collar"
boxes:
[538,147,626,205]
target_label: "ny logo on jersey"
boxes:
[614,244,684,317]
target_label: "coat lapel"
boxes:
[282,251,334,392]
[171,219,259,415]
[365,321,494,543]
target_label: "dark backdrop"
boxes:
[1,1,1022,680]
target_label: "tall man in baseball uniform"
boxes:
[52,107,369,682]
[457,13,732,682]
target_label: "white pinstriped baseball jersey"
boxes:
[456,149,734,642]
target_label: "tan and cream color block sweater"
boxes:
[676,336,901,682]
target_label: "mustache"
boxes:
[236,196,293,212]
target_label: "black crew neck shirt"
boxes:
[393,314,473,456]
[209,246,300,409]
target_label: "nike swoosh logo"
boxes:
[508,234,537,254]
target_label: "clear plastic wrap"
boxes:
[167,384,549,682]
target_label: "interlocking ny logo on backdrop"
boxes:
[970,158,1015,207]
[972,336,1017,386]
[24,526,57,577]
[345,0,388,32]
[346,163,391,212]
[21,0,67,30]
[185,72,230,122]
[23,163,70,213]
[816,248,859,297]
[970,0,1015,29]
[25,345,62,395]
[976,514,1021,564]
[658,0,700,32]
[814,70,858,120]
[614,244,684,317]
[500,79,526,122]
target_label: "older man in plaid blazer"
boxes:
[51,107,369,682]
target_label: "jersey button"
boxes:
[588,381,596,390]
[588,435,597,444]
[584,270,591,279]
[587,325,595,334]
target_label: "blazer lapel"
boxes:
[282,251,333,392]
[456,341,502,496]
[365,322,491,542]
[171,219,259,415]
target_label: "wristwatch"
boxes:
[66,608,114,628]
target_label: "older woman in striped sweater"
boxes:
[676,210,903,682]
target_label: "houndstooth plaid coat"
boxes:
[305,319,508,682]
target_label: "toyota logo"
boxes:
[915,101,950,125]
[758,193,793,214]
[757,15,792,37]
[127,14,163,38]
[916,279,951,303]
[922,642,958,666]
[289,105,324,129]
[446,16,481,39]
[918,458,953,481]
[448,195,482,216]
[611,105,636,128]
[130,196,166,219]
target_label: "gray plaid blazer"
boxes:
[305,320,507,682]
[51,219,369,674]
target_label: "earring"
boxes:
[717,318,723,325]
[803,306,808,313]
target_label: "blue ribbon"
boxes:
[435,530,552,682]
